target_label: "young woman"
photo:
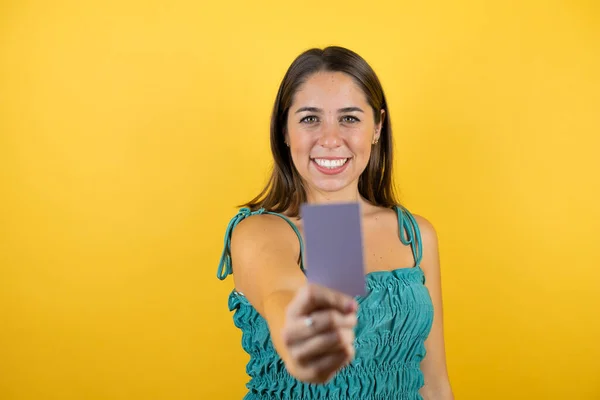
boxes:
[217,46,453,399]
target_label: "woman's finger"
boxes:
[282,309,357,345]
[287,284,357,319]
[303,348,355,384]
[291,328,355,366]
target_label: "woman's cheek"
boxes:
[349,135,370,153]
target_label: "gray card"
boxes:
[301,202,367,297]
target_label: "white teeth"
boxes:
[314,158,348,169]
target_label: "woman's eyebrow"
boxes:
[295,107,322,114]
[294,106,364,114]
[338,107,364,113]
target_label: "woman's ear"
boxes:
[375,109,385,142]
[284,131,290,147]
[282,124,290,147]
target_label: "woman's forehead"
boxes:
[292,71,369,109]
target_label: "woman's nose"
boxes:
[318,123,342,148]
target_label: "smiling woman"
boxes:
[244,47,397,217]
[216,47,453,399]
[286,72,385,194]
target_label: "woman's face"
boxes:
[286,71,383,199]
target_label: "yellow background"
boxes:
[1,1,599,399]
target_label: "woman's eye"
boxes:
[341,116,359,123]
[300,116,318,124]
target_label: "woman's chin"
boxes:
[307,178,355,195]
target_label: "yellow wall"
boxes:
[1,1,599,399]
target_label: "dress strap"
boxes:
[393,205,423,268]
[216,207,305,280]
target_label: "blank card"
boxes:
[301,202,367,297]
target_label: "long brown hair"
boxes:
[243,46,399,217]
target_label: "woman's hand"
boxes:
[280,284,358,384]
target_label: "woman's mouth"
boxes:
[311,157,351,175]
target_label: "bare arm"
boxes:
[230,215,305,358]
[415,215,454,400]
[230,215,357,383]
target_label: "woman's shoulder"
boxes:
[377,204,438,244]
[233,211,294,235]
[229,209,301,252]
[224,209,303,282]
[411,213,437,246]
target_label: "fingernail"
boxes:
[346,299,357,312]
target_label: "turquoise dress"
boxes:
[217,205,434,399]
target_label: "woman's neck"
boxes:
[304,184,369,208]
